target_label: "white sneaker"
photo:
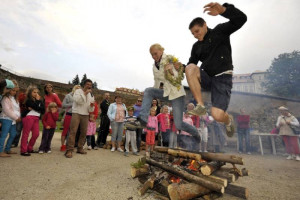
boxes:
[87,146,92,150]
[146,152,150,157]
[247,152,251,155]
[203,150,208,153]
[295,155,300,161]
[93,146,98,150]
[117,148,124,152]
[111,147,115,152]
[286,155,293,160]
[38,151,44,154]
[47,151,51,154]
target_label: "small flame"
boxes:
[170,176,181,183]
[188,160,199,171]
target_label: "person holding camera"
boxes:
[65,79,95,158]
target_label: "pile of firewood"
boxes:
[131,147,249,200]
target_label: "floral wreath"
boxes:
[161,55,184,91]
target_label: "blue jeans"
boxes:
[139,87,198,137]
[0,119,17,152]
[111,121,124,142]
[237,128,251,152]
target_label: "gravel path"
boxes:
[0,132,299,200]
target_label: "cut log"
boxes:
[212,170,237,183]
[208,175,227,187]
[138,175,169,197]
[131,165,150,178]
[146,158,224,193]
[168,149,202,161]
[200,161,225,176]
[155,146,169,153]
[199,152,244,165]
[225,184,249,199]
[138,176,155,196]
[155,147,244,165]
[168,183,211,200]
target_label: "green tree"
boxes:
[264,51,300,98]
[93,81,98,89]
[80,73,87,86]
[72,74,80,85]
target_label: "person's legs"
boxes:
[210,74,232,123]
[185,64,204,106]
[0,119,11,155]
[67,113,80,152]
[210,74,234,136]
[86,135,92,146]
[4,123,17,153]
[45,128,55,152]
[245,128,251,153]
[169,131,175,148]
[12,120,23,147]
[136,128,142,152]
[237,128,244,152]
[110,121,118,150]
[116,122,124,151]
[172,96,199,138]
[202,127,208,152]
[139,87,165,123]
[78,115,89,152]
[125,130,130,152]
[130,130,137,153]
[27,117,40,152]
[39,128,49,152]
[20,116,34,153]
[61,114,72,146]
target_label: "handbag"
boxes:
[289,124,300,135]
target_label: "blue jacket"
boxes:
[107,103,128,122]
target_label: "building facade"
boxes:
[232,71,267,94]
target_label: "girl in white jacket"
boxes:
[0,80,21,157]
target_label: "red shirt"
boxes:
[44,93,62,109]
[157,113,170,132]
[42,111,59,128]
[90,103,99,121]
[236,115,250,129]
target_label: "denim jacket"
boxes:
[107,103,128,122]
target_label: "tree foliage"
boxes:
[80,73,87,87]
[93,81,98,89]
[264,51,300,99]
[72,74,80,85]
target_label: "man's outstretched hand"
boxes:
[203,2,226,16]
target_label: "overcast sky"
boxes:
[0,0,299,91]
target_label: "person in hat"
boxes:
[276,106,300,161]
[0,79,15,102]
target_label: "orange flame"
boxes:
[188,160,199,171]
[170,176,181,183]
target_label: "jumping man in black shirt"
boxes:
[183,2,247,137]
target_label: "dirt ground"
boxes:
[0,132,299,200]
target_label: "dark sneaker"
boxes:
[20,152,31,157]
[225,115,235,137]
[188,104,207,116]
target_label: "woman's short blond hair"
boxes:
[72,85,81,94]
[150,43,164,52]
